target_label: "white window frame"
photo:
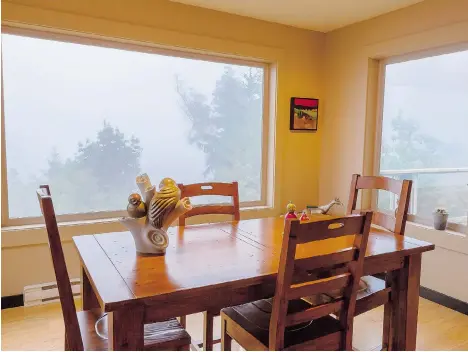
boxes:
[374,47,468,234]
[1,24,272,227]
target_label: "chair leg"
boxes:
[221,316,232,351]
[64,332,69,351]
[203,311,215,351]
[179,315,187,329]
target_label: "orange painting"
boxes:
[290,97,318,131]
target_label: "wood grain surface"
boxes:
[73,216,434,350]
[74,217,434,312]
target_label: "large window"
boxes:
[378,48,468,233]
[1,29,269,225]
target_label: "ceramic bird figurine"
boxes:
[120,175,192,256]
[126,193,147,218]
[317,197,343,214]
[148,177,181,229]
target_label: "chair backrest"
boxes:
[347,174,412,235]
[36,185,84,351]
[177,182,240,226]
[269,212,373,351]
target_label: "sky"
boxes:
[2,33,260,187]
[382,49,468,152]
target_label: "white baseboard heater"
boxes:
[23,278,81,307]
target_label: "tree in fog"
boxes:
[7,122,142,217]
[380,113,467,219]
[177,67,263,201]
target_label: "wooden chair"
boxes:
[177,181,240,351]
[36,185,191,351]
[347,174,412,349]
[347,174,412,235]
[177,181,240,226]
[220,212,373,351]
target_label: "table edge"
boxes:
[73,235,136,311]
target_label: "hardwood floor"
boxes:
[2,298,468,350]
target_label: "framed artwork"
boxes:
[290,97,318,131]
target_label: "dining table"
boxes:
[73,215,435,351]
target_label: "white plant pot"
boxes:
[433,212,449,231]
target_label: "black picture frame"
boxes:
[290,97,319,131]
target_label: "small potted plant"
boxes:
[433,207,449,230]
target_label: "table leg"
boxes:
[382,274,393,350]
[108,307,144,350]
[81,265,100,310]
[389,253,422,351]
[404,253,422,350]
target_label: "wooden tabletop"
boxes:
[73,217,434,312]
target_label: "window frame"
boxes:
[1,24,272,227]
[374,48,468,234]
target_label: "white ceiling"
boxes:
[170,0,424,32]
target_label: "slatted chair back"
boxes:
[347,174,412,235]
[36,185,84,351]
[269,212,373,350]
[177,182,240,226]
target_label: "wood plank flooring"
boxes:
[2,298,468,350]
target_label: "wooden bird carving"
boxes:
[148,177,181,229]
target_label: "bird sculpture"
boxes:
[148,177,181,229]
[120,175,192,256]
[317,197,343,214]
[126,193,147,218]
[308,197,343,215]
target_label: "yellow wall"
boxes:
[320,0,468,301]
[1,0,325,296]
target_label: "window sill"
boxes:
[405,221,468,255]
[2,216,122,232]
[1,206,277,249]
[407,221,466,238]
[1,217,126,249]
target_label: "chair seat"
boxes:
[303,276,387,315]
[77,310,191,351]
[221,298,342,350]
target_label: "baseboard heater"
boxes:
[23,278,80,307]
